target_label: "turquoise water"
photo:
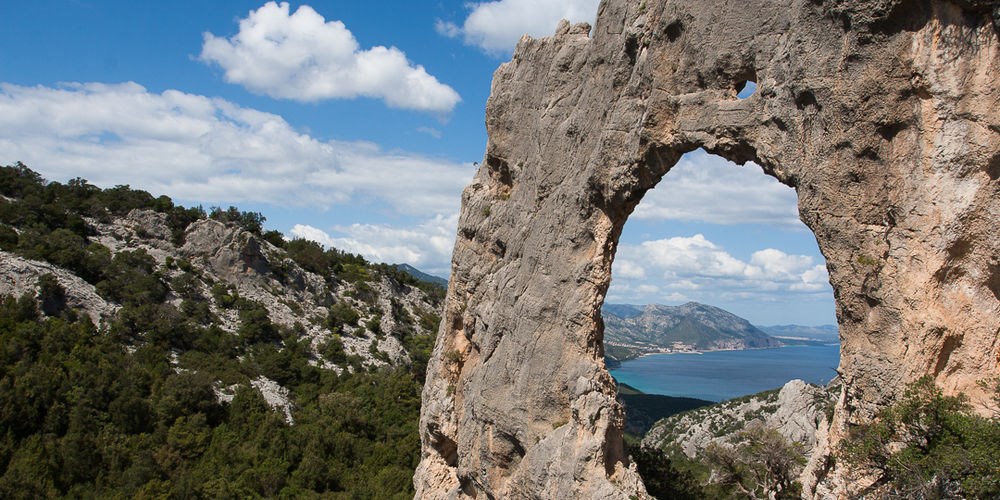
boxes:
[610,344,840,402]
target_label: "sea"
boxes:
[609,344,840,402]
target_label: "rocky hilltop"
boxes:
[0,207,441,374]
[644,380,837,465]
[417,0,999,498]
[604,302,781,359]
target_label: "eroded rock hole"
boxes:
[988,262,1000,302]
[795,89,821,110]
[603,150,838,491]
[665,20,684,42]
[429,424,460,467]
[624,34,640,65]
[987,152,1000,180]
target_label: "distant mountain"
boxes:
[394,263,448,288]
[602,303,645,319]
[603,302,781,360]
[757,324,839,342]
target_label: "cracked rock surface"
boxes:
[416,0,999,497]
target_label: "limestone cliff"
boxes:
[416,0,999,497]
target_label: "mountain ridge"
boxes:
[603,301,782,362]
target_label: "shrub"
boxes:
[327,302,360,332]
[838,376,1000,498]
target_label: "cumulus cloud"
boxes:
[439,0,601,54]
[611,234,831,304]
[290,214,458,275]
[0,81,474,216]
[200,2,460,112]
[634,150,802,227]
[614,259,646,279]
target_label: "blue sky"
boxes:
[0,0,835,325]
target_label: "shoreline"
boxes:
[613,342,841,364]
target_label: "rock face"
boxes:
[0,209,439,372]
[416,1,999,498]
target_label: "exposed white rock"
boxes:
[251,376,295,425]
[0,250,118,324]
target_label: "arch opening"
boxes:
[603,149,839,491]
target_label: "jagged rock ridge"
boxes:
[416,0,999,498]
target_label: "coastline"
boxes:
[609,343,841,402]
[612,341,840,364]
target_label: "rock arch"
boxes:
[416,0,999,497]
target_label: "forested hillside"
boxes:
[0,163,444,498]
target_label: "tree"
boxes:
[630,444,704,499]
[36,273,66,317]
[209,206,265,235]
[701,422,805,499]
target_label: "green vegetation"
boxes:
[0,293,425,497]
[699,424,805,499]
[616,383,711,437]
[0,163,446,497]
[629,444,705,500]
[838,376,1000,498]
[632,423,805,499]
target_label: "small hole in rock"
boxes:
[737,81,757,99]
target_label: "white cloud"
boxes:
[639,234,749,279]
[614,234,830,297]
[434,20,462,38]
[792,265,831,291]
[662,292,690,303]
[0,82,474,216]
[749,248,814,279]
[416,126,443,139]
[287,224,338,247]
[614,259,646,279]
[633,150,802,227]
[200,2,460,113]
[441,0,600,54]
[290,214,458,275]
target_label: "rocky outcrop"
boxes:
[642,379,835,461]
[2,208,438,371]
[417,0,999,497]
[0,250,118,324]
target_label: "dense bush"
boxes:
[209,206,265,236]
[838,376,1000,498]
[0,290,427,498]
